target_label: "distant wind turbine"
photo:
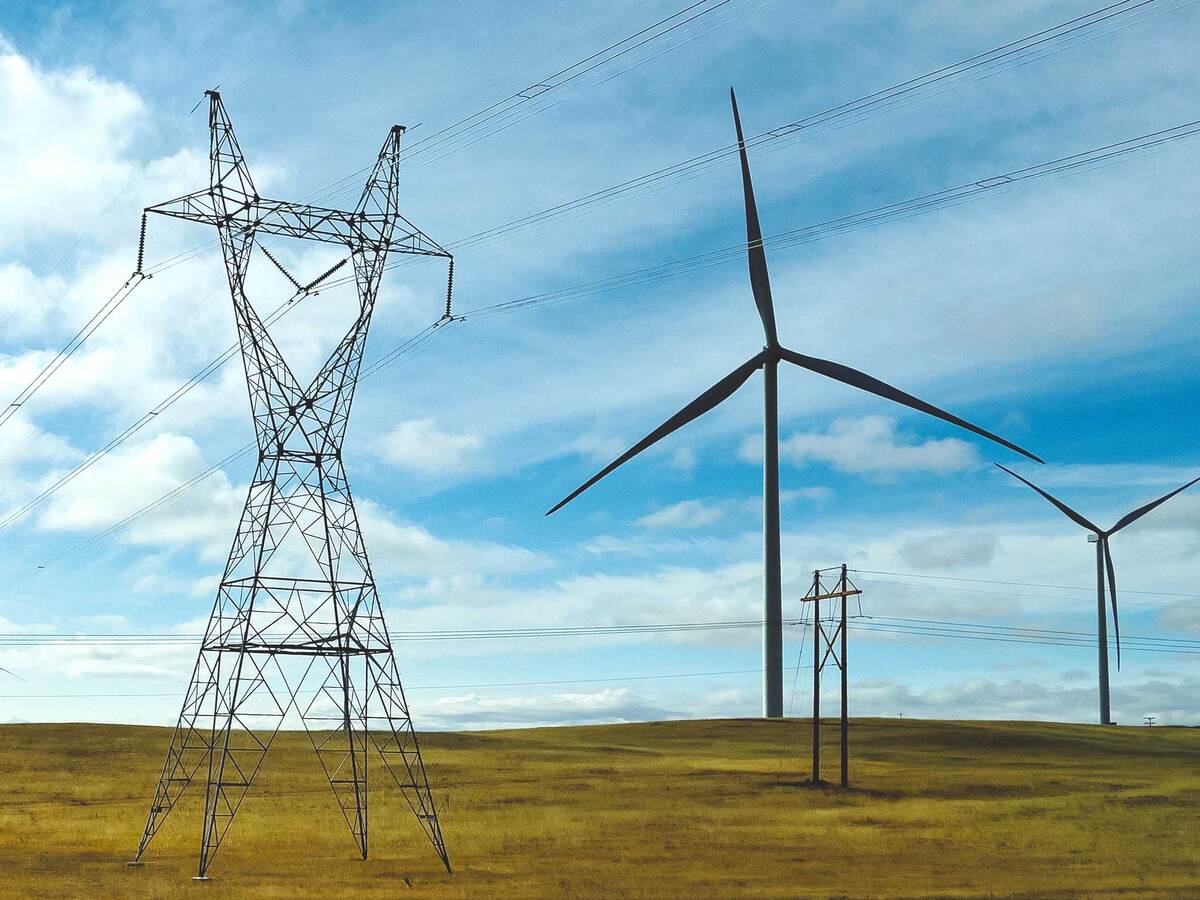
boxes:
[547,87,1043,718]
[995,463,1199,725]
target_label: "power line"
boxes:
[0,0,751,442]
[423,0,1199,255]
[786,603,812,716]
[854,577,1200,614]
[461,118,1200,320]
[1,615,1196,650]
[0,261,364,533]
[4,108,1196,588]
[866,614,1200,645]
[302,0,755,204]
[0,1,344,388]
[0,664,811,702]
[375,0,778,178]
[137,0,1185,283]
[2,0,1184,498]
[2,3,1196,595]
[848,621,1200,655]
[5,0,1180,439]
[0,271,147,432]
[0,318,455,587]
[4,611,1199,702]
[851,568,1200,599]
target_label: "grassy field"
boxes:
[0,718,1197,898]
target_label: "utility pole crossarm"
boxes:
[802,589,863,603]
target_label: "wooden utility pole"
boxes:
[799,564,861,788]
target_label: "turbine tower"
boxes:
[547,88,1042,719]
[129,91,452,879]
[996,463,1199,725]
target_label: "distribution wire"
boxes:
[4,614,1200,703]
[852,576,1200,612]
[0,664,814,702]
[2,615,1197,651]
[785,603,812,716]
[850,568,1200,599]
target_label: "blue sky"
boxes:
[0,0,1198,729]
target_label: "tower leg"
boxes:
[301,652,371,859]
[132,651,222,862]
[135,645,291,877]
[196,650,291,878]
[367,651,451,872]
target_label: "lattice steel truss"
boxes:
[129,91,452,879]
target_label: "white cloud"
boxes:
[780,487,833,505]
[636,499,723,530]
[748,415,980,478]
[376,417,482,474]
[3,4,1200,732]
[1006,463,1200,490]
[0,412,80,510]
[0,262,69,338]
[358,499,549,583]
[667,446,697,474]
[635,490,831,531]
[37,432,222,531]
[853,674,1200,726]
[0,37,145,250]
[899,532,998,570]
[417,687,680,730]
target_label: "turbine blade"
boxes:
[773,346,1043,463]
[730,87,778,348]
[547,352,766,515]
[1108,474,1200,534]
[1102,537,1121,669]
[993,464,1102,533]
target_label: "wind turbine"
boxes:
[995,463,1199,725]
[546,88,1043,718]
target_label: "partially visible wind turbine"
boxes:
[995,463,1199,725]
[547,88,1043,719]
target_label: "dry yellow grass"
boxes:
[0,718,1197,898]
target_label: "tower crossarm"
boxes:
[146,195,449,258]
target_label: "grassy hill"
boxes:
[0,718,1197,897]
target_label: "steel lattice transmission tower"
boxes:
[129,91,453,879]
